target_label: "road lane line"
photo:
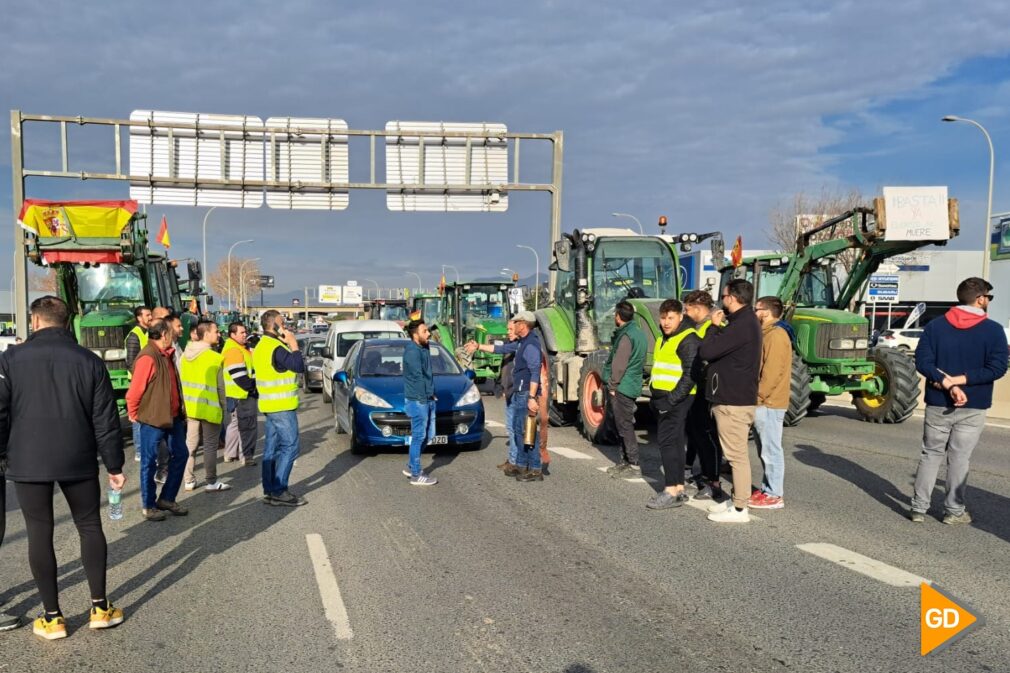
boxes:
[306,533,354,640]
[797,543,930,588]
[485,420,505,429]
[548,446,594,460]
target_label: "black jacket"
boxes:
[698,306,762,406]
[0,328,124,482]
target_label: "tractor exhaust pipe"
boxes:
[573,230,598,354]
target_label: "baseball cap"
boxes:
[513,310,536,323]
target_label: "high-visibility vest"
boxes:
[253,336,299,413]
[126,325,149,350]
[651,328,697,395]
[180,349,225,423]
[222,338,254,400]
[696,318,712,338]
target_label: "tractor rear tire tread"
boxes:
[784,353,812,427]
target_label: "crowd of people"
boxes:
[0,275,1005,640]
[0,300,307,639]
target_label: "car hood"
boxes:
[356,374,478,411]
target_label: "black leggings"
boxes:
[15,477,108,613]
[653,396,691,487]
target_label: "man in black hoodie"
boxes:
[698,279,761,523]
[0,296,126,640]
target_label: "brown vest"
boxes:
[135,343,185,429]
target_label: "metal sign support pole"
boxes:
[10,111,27,338]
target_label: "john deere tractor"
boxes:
[534,226,705,441]
[430,281,514,383]
[718,198,960,426]
[22,199,201,414]
[410,292,443,324]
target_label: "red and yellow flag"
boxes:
[730,235,743,267]
[439,273,446,295]
[18,199,136,239]
[156,215,171,248]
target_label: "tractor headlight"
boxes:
[854,338,868,349]
[829,338,856,350]
[91,349,104,359]
[104,348,127,361]
[354,387,392,408]
[455,382,481,407]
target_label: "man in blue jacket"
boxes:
[912,277,1008,525]
[403,320,438,486]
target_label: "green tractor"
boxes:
[718,199,960,425]
[362,298,410,324]
[535,226,704,441]
[410,292,443,325]
[23,199,202,414]
[430,281,515,383]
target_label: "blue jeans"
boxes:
[139,418,188,509]
[511,390,540,470]
[503,396,518,466]
[132,421,142,458]
[263,410,300,496]
[405,399,436,477]
[754,406,786,497]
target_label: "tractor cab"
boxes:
[432,281,513,383]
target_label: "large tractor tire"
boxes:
[577,351,617,444]
[852,348,920,424]
[808,392,827,413]
[784,352,812,427]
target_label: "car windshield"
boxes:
[379,305,408,322]
[337,331,402,357]
[359,343,461,377]
[460,285,508,326]
[302,340,326,357]
[74,264,145,314]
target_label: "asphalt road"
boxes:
[1,392,1008,672]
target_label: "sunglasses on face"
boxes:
[983,294,994,301]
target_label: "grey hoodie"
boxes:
[183,340,227,416]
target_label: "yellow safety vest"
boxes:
[126,325,149,350]
[695,318,712,338]
[651,328,697,395]
[180,349,224,424]
[253,336,299,413]
[222,338,255,400]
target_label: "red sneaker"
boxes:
[747,491,768,507]
[751,494,784,509]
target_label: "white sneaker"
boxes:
[184,481,196,491]
[205,481,232,492]
[708,506,750,523]
[707,500,731,514]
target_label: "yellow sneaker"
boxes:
[32,615,67,640]
[89,604,124,630]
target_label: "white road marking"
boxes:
[623,477,648,483]
[548,446,594,460]
[485,420,505,429]
[796,543,930,588]
[596,466,610,473]
[306,534,354,640]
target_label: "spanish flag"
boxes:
[157,215,171,248]
[409,309,422,321]
[730,235,743,267]
[439,273,446,295]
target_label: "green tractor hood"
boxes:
[79,308,134,329]
[790,307,867,326]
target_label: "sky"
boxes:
[3,0,1010,300]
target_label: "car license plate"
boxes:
[428,435,448,445]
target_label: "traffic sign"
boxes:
[318,284,342,304]
[868,274,899,303]
[258,275,275,288]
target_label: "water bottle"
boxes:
[108,488,123,521]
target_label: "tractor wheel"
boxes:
[852,348,920,424]
[808,392,827,413]
[534,327,574,427]
[784,353,812,427]
[577,351,617,443]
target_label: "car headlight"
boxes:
[353,386,392,408]
[308,365,322,372]
[829,338,855,350]
[455,382,481,407]
[104,348,127,361]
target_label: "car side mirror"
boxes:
[465,369,475,381]
[206,295,214,306]
[322,348,333,359]
[334,371,348,385]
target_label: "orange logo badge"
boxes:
[920,583,983,656]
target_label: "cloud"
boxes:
[2,0,1010,294]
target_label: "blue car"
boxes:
[331,338,486,453]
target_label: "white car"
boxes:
[876,328,923,352]
[321,319,405,402]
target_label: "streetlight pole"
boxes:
[942,115,995,280]
[364,278,380,300]
[201,207,217,295]
[227,239,254,311]
[406,272,422,292]
[442,264,460,283]
[611,212,644,235]
[239,257,261,313]
[516,244,540,310]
